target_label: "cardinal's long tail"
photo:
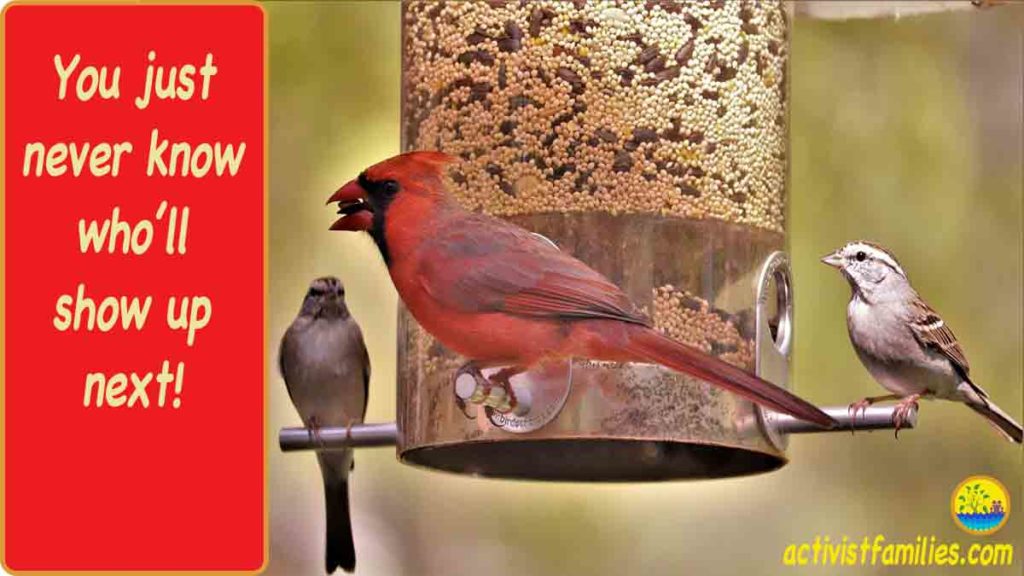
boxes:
[965,398,1023,444]
[621,326,835,428]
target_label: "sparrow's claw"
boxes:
[307,415,325,448]
[847,399,873,434]
[892,394,921,439]
[847,394,900,434]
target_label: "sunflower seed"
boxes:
[675,40,695,66]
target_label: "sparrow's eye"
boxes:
[382,180,399,195]
[856,251,867,262]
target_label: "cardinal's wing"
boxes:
[416,213,649,326]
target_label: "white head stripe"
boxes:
[846,242,906,277]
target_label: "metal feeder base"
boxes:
[400,437,784,482]
[398,359,787,482]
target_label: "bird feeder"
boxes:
[281,0,919,480]
[398,0,798,480]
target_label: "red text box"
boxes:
[4,4,265,570]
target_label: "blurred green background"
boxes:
[267,2,1022,575]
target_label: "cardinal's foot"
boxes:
[485,366,525,414]
[453,362,490,419]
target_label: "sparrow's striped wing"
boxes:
[909,298,971,380]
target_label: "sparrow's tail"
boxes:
[318,453,356,574]
[621,326,835,429]
[965,398,1023,444]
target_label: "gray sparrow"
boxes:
[823,241,1021,443]
[279,276,370,572]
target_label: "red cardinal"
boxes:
[329,151,834,428]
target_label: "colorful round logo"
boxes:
[951,476,1010,536]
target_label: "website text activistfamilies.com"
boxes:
[782,535,1013,568]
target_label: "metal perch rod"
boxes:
[278,405,917,452]
[773,405,917,435]
[279,422,399,452]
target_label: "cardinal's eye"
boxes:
[856,251,867,262]
[382,180,400,195]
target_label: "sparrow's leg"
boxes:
[484,366,526,414]
[307,415,324,447]
[848,394,900,431]
[453,362,490,419]
[892,393,924,438]
[345,418,360,470]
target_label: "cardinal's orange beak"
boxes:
[328,179,373,232]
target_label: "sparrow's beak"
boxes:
[328,179,373,232]
[821,250,844,269]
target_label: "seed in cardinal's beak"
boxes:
[337,201,368,216]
